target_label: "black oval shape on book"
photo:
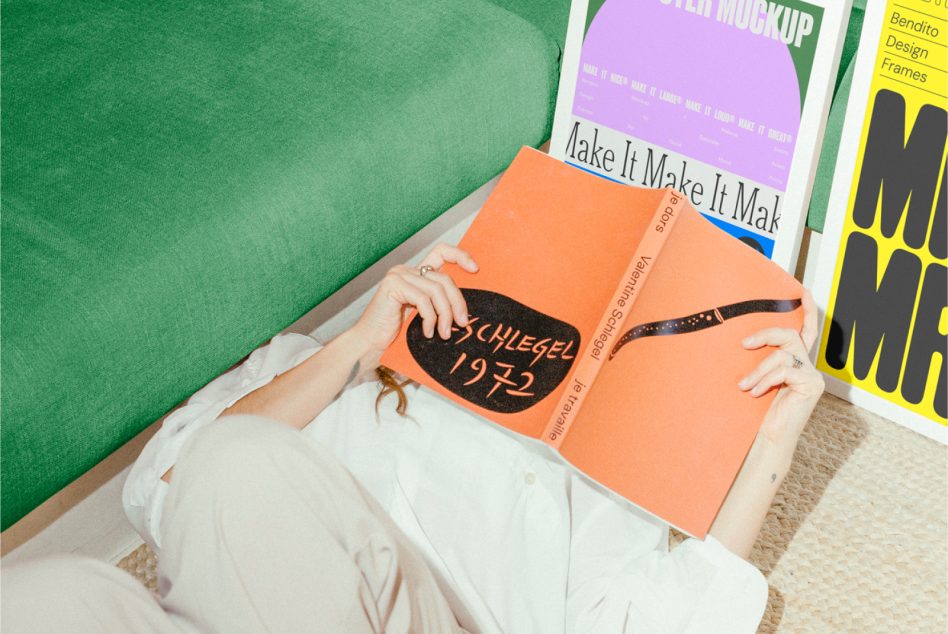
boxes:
[406,288,580,413]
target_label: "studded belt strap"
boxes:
[609,298,802,360]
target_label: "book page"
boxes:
[381,147,666,439]
[559,206,804,537]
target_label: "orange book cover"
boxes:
[382,146,803,537]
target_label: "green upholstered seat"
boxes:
[1,0,567,528]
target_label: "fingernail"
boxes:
[458,315,469,327]
[738,377,750,389]
[742,336,754,347]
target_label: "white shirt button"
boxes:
[524,471,536,485]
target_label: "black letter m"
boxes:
[852,89,947,250]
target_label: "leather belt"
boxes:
[609,298,802,360]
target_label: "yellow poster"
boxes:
[815,0,946,438]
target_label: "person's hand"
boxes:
[711,290,824,557]
[351,243,479,361]
[738,289,825,452]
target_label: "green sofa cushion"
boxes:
[487,0,570,53]
[1,0,564,529]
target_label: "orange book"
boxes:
[382,146,803,537]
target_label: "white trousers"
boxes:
[1,416,465,633]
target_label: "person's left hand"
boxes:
[350,243,479,364]
[737,289,825,451]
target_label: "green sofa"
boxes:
[1,0,569,529]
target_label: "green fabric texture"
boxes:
[1,0,563,529]
[806,3,866,232]
[483,0,570,54]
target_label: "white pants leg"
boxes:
[2,415,464,633]
[1,555,179,633]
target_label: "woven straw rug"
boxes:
[118,393,948,632]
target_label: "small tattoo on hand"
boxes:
[771,473,777,483]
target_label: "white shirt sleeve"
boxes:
[565,473,767,633]
[568,531,768,633]
[122,332,323,552]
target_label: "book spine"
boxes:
[540,188,686,449]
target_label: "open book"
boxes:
[382,147,803,537]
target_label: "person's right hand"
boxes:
[350,243,479,364]
[738,289,824,454]
[710,290,824,558]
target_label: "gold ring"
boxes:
[419,265,435,278]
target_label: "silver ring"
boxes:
[418,265,435,278]
[791,354,805,369]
